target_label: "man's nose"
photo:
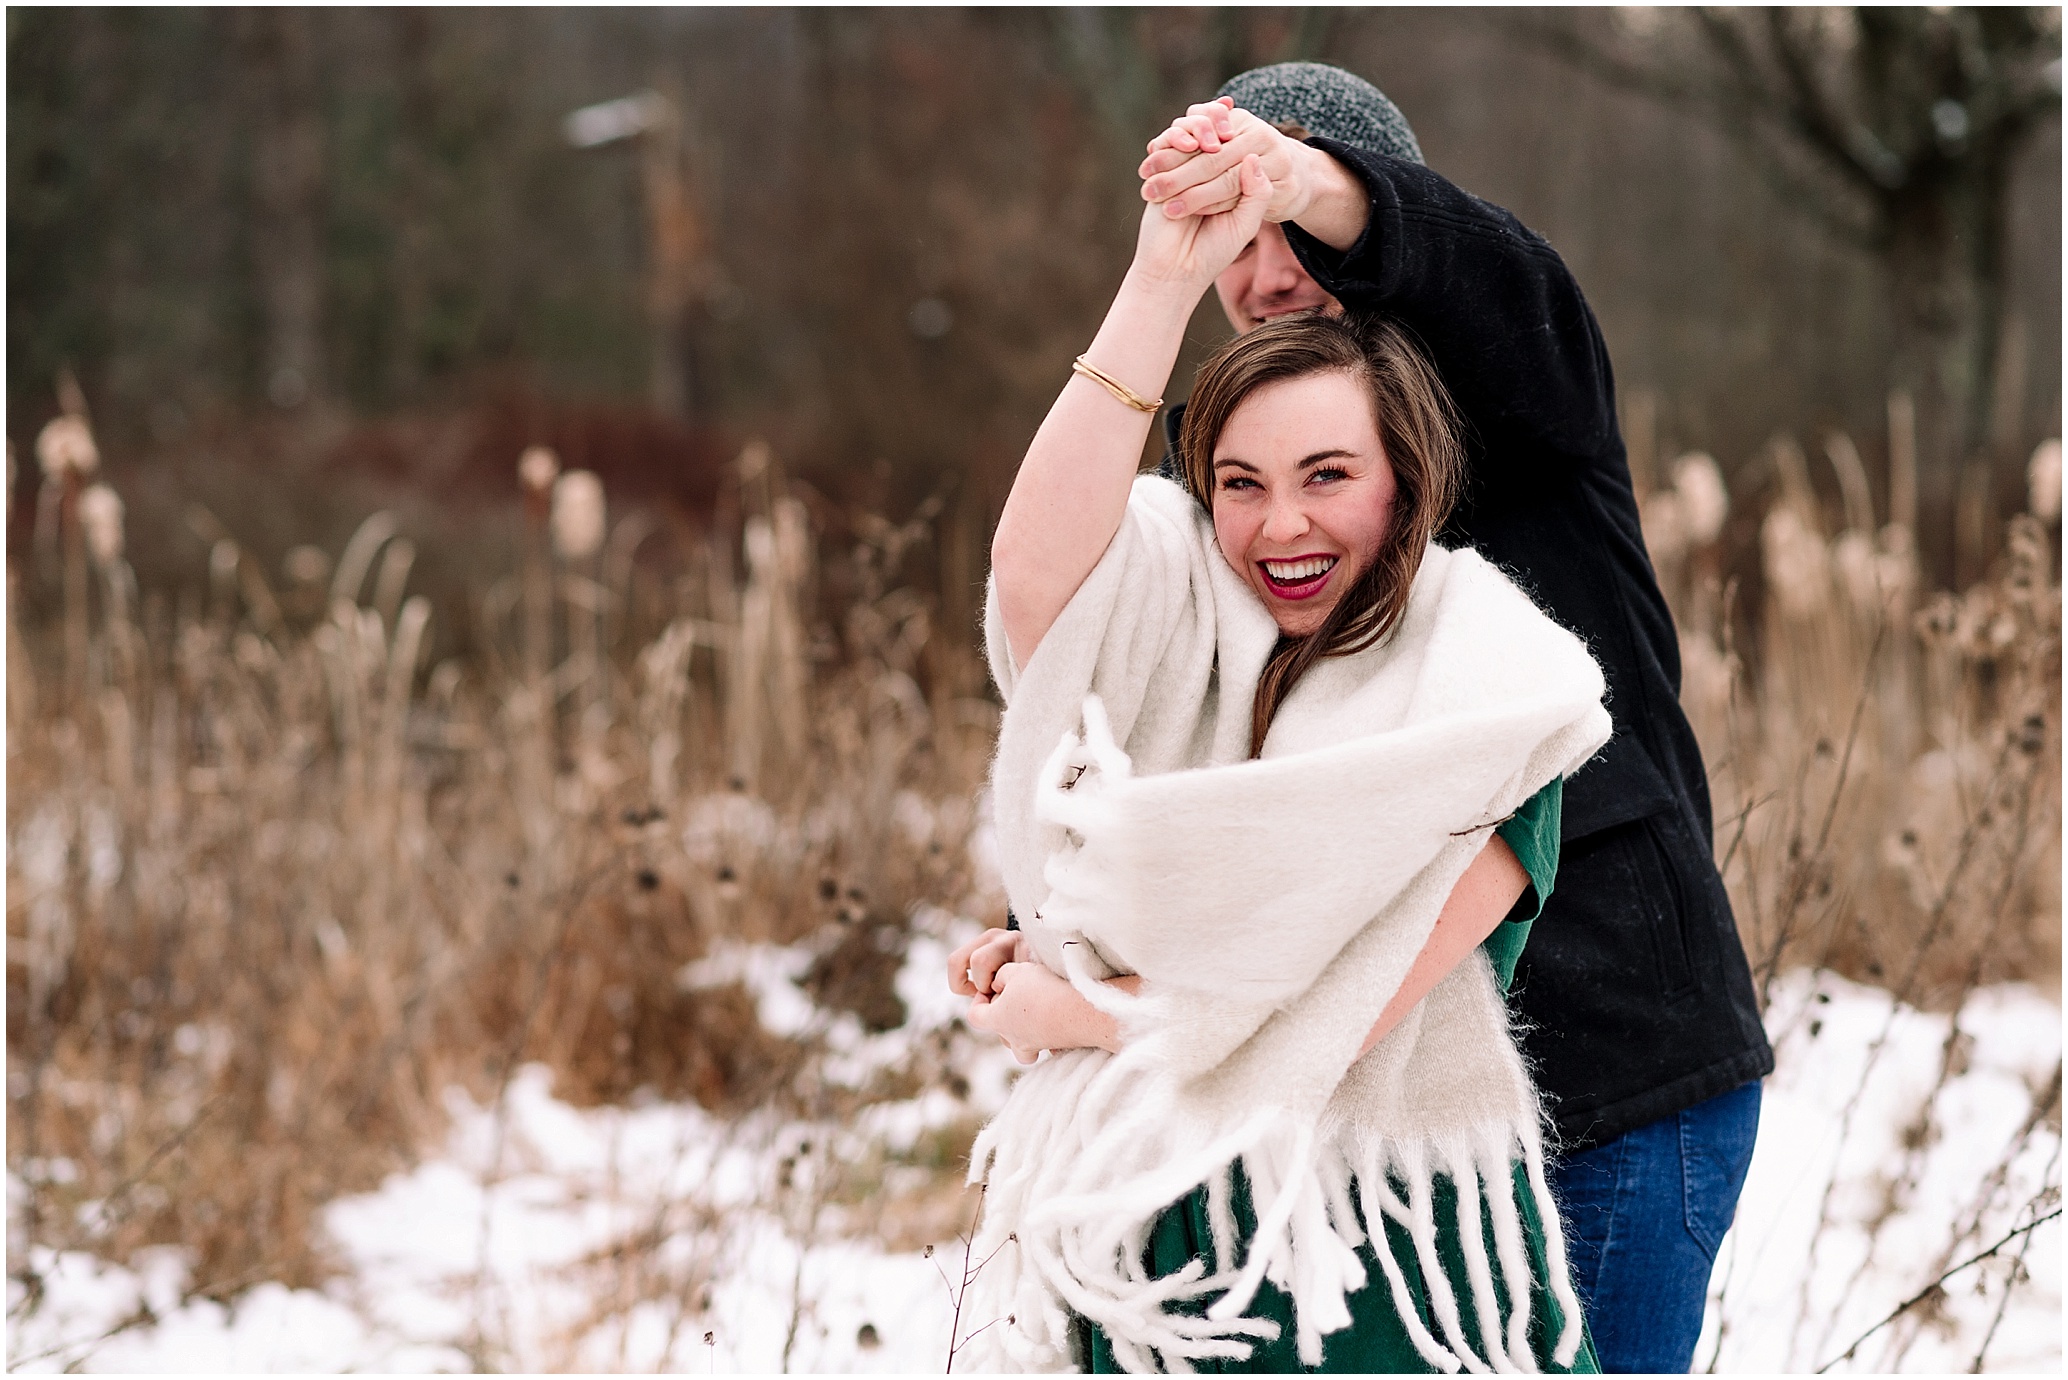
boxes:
[1255,234,1311,295]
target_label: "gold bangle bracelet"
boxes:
[1072,355,1164,413]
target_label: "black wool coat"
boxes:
[1162,139,1773,1151]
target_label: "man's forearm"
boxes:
[1284,139,1622,470]
[1284,141,1369,253]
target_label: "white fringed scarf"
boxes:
[963,478,1613,1374]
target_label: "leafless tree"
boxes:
[1523,7,2060,480]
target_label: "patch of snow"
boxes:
[1703,970,2060,1373]
[11,959,2054,1372]
[678,940,819,1038]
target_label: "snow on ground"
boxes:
[10,961,2059,1372]
[1704,970,2060,1373]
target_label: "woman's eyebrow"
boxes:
[1213,449,1361,473]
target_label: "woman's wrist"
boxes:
[1115,262,1212,312]
[1071,270,1198,413]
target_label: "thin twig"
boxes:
[1968,1141,2058,1374]
[943,1182,990,1374]
[1757,618,1883,1003]
[1814,1208,2061,1373]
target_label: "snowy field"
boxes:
[9,947,2059,1373]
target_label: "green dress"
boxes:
[1077,781,1599,1374]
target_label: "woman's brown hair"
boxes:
[1176,313,1464,757]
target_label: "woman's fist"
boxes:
[966,960,1101,1064]
[948,926,1025,997]
[1127,152,1274,292]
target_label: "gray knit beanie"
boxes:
[1217,61,1424,166]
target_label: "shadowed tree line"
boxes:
[6,7,2060,588]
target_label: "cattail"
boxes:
[284,544,332,587]
[552,470,606,561]
[1832,529,1880,611]
[519,445,561,496]
[1640,489,1688,565]
[1669,453,1729,546]
[2027,439,2061,524]
[35,414,98,480]
[44,413,98,701]
[78,483,124,567]
[1762,505,1830,617]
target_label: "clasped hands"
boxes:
[946,927,1129,1065]
[1125,97,1360,293]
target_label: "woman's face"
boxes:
[1209,370,1397,639]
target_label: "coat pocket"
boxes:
[1633,814,1696,997]
[1591,811,1695,999]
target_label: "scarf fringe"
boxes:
[962,1063,1583,1374]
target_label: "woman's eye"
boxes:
[1308,467,1349,485]
[1218,475,1259,492]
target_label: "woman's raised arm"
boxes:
[990,156,1273,669]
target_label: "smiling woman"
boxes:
[1206,373,1398,626]
[1176,314,1462,754]
[953,129,1610,1373]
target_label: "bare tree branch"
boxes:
[1506,10,1887,249]
[1752,9,1907,191]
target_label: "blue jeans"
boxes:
[1548,1080,1762,1374]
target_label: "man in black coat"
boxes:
[1138,63,1772,1373]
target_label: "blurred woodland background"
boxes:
[6,7,2063,1373]
[8,8,2061,610]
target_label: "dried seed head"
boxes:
[283,545,332,587]
[1670,452,1729,545]
[551,469,605,559]
[519,445,561,494]
[1639,489,1687,564]
[36,414,98,480]
[1832,529,1879,610]
[1761,505,1830,617]
[78,483,124,566]
[737,438,772,483]
[2027,438,2061,524]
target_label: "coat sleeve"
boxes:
[1283,139,1622,484]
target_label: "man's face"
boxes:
[1213,221,1343,334]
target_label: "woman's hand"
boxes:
[964,960,1125,1064]
[1126,150,1274,292]
[947,926,1025,997]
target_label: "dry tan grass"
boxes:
[1642,415,2062,1006]
[7,433,1000,1314]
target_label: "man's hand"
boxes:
[964,960,1122,1064]
[1139,98,1368,254]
